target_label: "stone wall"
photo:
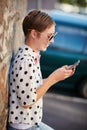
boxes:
[0,0,27,130]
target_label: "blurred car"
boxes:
[40,11,87,98]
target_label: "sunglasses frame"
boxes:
[48,32,58,41]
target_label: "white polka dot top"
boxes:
[8,44,43,127]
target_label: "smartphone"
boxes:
[67,60,80,70]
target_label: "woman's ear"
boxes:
[31,29,37,39]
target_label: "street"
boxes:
[42,92,87,130]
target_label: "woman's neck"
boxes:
[25,40,39,53]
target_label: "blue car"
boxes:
[40,11,87,98]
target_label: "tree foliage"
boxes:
[59,0,87,7]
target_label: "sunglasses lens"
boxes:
[49,35,54,41]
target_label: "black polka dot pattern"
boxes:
[8,44,43,127]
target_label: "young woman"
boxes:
[7,10,75,130]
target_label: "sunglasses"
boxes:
[28,29,58,41]
[48,32,58,41]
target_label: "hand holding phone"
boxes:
[67,60,80,70]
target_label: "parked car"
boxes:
[40,11,87,98]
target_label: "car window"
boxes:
[84,41,87,54]
[53,24,87,53]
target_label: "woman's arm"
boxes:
[23,65,75,108]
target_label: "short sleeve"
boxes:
[12,58,37,107]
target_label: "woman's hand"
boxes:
[49,65,75,84]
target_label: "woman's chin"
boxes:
[42,47,47,51]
